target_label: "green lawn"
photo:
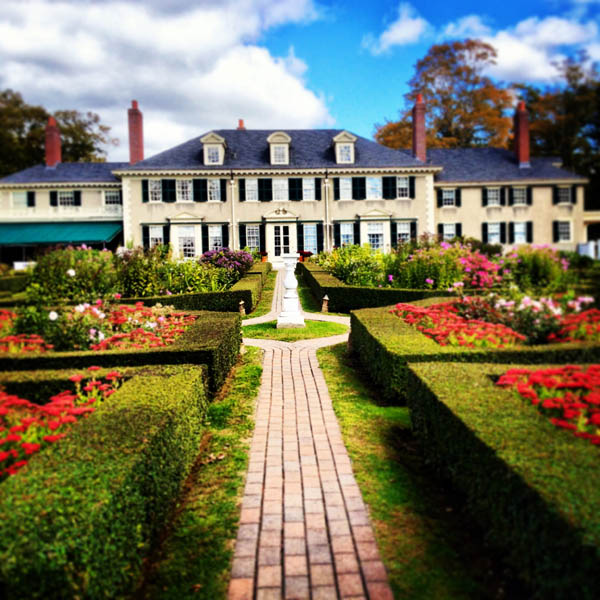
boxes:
[242,319,347,342]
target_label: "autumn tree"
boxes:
[375,39,513,150]
[0,90,117,177]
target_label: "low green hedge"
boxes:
[0,311,241,394]
[0,275,29,294]
[0,364,209,599]
[247,261,272,285]
[407,361,600,599]
[349,304,600,402]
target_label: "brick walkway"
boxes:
[229,269,393,600]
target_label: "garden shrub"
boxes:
[0,275,29,294]
[315,245,383,286]
[510,245,574,293]
[0,364,209,599]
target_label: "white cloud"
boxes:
[443,15,491,39]
[363,3,429,55]
[0,0,332,161]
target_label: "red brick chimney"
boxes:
[45,116,61,167]
[128,100,144,165]
[514,101,530,168]
[237,118,246,130]
[412,94,426,163]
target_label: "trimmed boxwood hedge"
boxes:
[0,275,29,294]
[406,361,600,599]
[349,304,600,402]
[0,311,241,394]
[0,364,209,600]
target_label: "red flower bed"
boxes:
[0,367,122,480]
[548,309,600,344]
[497,365,600,446]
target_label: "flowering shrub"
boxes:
[315,245,383,286]
[497,365,600,446]
[198,248,253,278]
[510,245,573,292]
[0,310,15,336]
[0,367,123,480]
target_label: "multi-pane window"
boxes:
[58,191,75,207]
[514,222,527,244]
[105,190,121,205]
[178,226,195,258]
[273,179,288,201]
[303,224,318,254]
[557,221,571,242]
[513,187,526,205]
[558,187,571,203]
[487,188,501,206]
[209,225,223,250]
[149,180,162,202]
[177,180,193,202]
[397,222,411,243]
[339,177,352,200]
[340,222,354,245]
[246,179,258,201]
[206,146,220,165]
[366,177,382,200]
[338,144,353,163]
[272,144,288,164]
[442,189,455,207]
[488,222,501,244]
[149,225,164,248]
[12,192,27,208]
[397,177,409,199]
[442,224,456,240]
[246,225,260,251]
[302,178,315,201]
[367,222,384,250]
[208,179,221,202]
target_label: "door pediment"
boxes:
[263,207,299,222]
[357,208,393,220]
[169,212,202,223]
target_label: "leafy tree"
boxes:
[375,39,513,150]
[0,89,117,177]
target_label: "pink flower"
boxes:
[113,293,122,299]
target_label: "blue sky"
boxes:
[1,0,599,160]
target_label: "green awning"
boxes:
[0,222,122,245]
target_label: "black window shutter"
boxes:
[297,223,304,251]
[382,177,396,199]
[119,189,123,204]
[193,179,207,202]
[27,191,35,207]
[258,179,272,202]
[509,187,514,206]
[526,187,533,206]
[259,224,266,252]
[315,178,322,200]
[482,223,488,243]
[239,225,246,249]
[162,179,176,203]
[390,222,397,248]
[482,188,488,207]
[50,191,58,207]
[410,220,417,240]
[333,178,340,200]
[455,223,462,237]
[455,188,462,207]
[527,221,533,243]
[142,180,149,203]
[508,222,515,244]
[334,223,341,247]
[289,178,302,201]
[500,222,507,244]
[201,225,209,252]
[552,221,559,243]
[436,189,443,207]
[220,179,227,202]
[222,224,229,248]
[571,185,577,204]
[552,186,559,205]
[239,179,246,202]
[163,225,170,246]
[317,223,324,253]
[354,221,360,245]
[409,176,415,199]
[74,191,82,207]
[352,177,366,200]
[438,223,443,237]
[142,225,149,249]
[501,186,507,206]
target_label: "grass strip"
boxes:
[243,270,277,320]
[243,320,347,342]
[138,347,263,599]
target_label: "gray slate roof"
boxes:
[426,148,585,183]
[0,162,128,184]
[119,129,428,171]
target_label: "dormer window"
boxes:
[333,131,357,165]
[267,132,291,166]
[200,132,226,166]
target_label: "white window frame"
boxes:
[487,187,501,206]
[176,179,193,203]
[514,222,527,244]
[149,180,162,203]
[273,179,288,202]
[339,177,352,201]
[487,222,501,244]
[442,189,455,207]
[397,221,411,243]
[205,145,222,165]
[208,225,223,250]
[208,179,221,202]
[149,225,164,248]
[557,221,571,242]
[246,225,260,251]
[58,190,76,208]
[303,224,318,254]
[397,177,409,199]
[340,222,354,246]
[12,191,28,209]
[513,187,527,205]
[442,223,456,240]
[367,221,384,250]
[366,177,382,200]
[271,144,289,165]
[245,178,258,202]
[178,225,196,258]
[302,178,315,201]
[558,187,572,204]
[337,143,353,164]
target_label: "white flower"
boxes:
[75,304,85,313]
[48,311,58,321]
[67,269,76,277]
[97,331,105,341]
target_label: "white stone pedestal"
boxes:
[277,256,305,328]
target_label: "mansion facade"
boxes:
[0,99,597,266]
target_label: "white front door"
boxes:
[268,224,297,258]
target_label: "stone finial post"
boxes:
[277,256,305,328]
[239,300,245,316]
[321,294,329,313]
